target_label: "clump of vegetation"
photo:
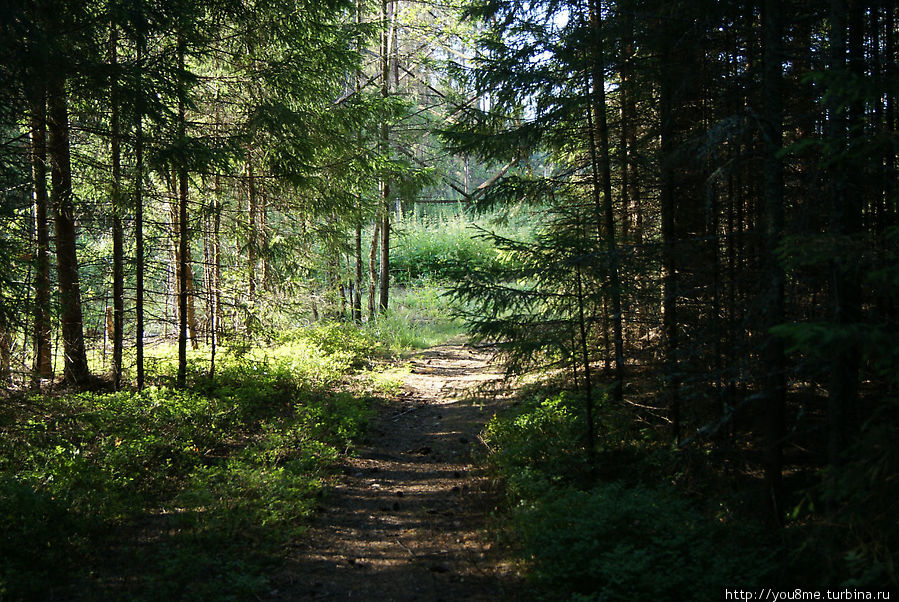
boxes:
[363,278,467,351]
[391,211,507,284]
[482,393,778,601]
[0,335,379,600]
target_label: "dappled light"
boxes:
[1,0,897,599]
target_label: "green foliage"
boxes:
[0,333,377,600]
[482,393,590,498]
[515,483,773,601]
[0,477,85,599]
[793,396,899,588]
[363,279,467,350]
[391,212,504,283]
[483,393,777,601]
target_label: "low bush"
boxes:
[0,333,378,600]
[391,213,504,283]
[482,392,777,601]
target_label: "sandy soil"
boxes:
[268,340,529,601]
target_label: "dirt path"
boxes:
[269,340,527,601]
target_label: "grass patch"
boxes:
[362,278,466,351]
[391,212,505,284]
[0,330,379,600]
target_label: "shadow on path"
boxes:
[268,341,528,601]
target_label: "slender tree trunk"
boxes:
[886,5,895,229]
[762,0,786,526]
[211,186,221,379]
[210,57,222,379]
[186,249,199,349]
[135,38,145,390]
[354,222,363,322]
[30,89,52,384]
[0,317,10,385]
[353,0,364,324]
[379,208,390,312]
[260,193,269,289]
[110,21,124,390]
[575,255,595,469]
[377,0,392,313]
[213,195,222,344]
[369,220,379,318]
[177,35,189,387]
[247,150,257,303]
[660,74,680,443]
[587,0,624,400]
[827,0,863,466]
[47,73,90,385]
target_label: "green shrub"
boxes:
[391,213,504,283]
[515,482,774,601]
[482,392,591,498]
[483,392,777,601]
[0,329,380,599]
[0,477,84,599]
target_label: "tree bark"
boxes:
[29,89,53,384]
[827,0,863,467]
[247,150,257,303]
[47,73,90,385]
[377,0,392,313]
[354,222,363,322]
[110,21,124,390]
[587,0,624,400]
[369,220,379,318]
[762,0,786,526]
[660,74,680,443]
[177,35,189,387]
[135,37,145,390]
[576,255,595,468]
[378,206,390,312]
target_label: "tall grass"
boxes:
[391,209,518,284]
[362,278,466,351]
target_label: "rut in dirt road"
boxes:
[269,341,528,601]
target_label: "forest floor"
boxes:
[268,338,530,601]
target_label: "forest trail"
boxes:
[269,339,528,601]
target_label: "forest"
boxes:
[0,0,896,599]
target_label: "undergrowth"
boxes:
[481,392,779,601]
[0,324,385,600]
[391,211,504,284]
[362,278,466,351]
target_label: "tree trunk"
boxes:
[247,150,257,303]
[47,73,90,385]
[369,220,379,318]
[135,37,145,390]
[827,0,863,466]
[260,193,269,289]
[575,249,595,469]
[177,35,189,387]
[210,58,223,379]
[377,0,392,313]
[886,4,895,230]
[378,207,390,312]
[0,320,11,385]
[29,89,53,384]
[762,0,786,526]
[660,75,680,443]
[354,222,363,322]
[353,0,364,324]
[110,21,124,390]
[587,0,624,400]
